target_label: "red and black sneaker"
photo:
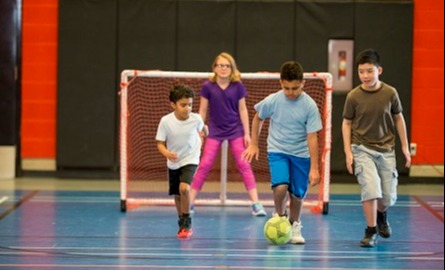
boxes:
[177,228,193,239]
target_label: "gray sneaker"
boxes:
[251,202,267,216]
[360,227,378,247]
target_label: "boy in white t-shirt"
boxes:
[156,84,205,239]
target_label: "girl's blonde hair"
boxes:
[210,52,241,82]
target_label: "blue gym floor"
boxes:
[0,181,443,269]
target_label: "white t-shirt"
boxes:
[156,112,204,169]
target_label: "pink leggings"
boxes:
[192,136,257,191]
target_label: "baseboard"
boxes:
[410,165,444,178]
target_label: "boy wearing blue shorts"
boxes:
[156,84,205,239]
[342,49,411,247]
[243,61,322,244]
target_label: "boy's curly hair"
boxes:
[169,84,195,103]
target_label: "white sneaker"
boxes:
[290,221,305,244]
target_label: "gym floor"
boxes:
[0,177,443,269]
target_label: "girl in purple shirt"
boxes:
[190,52,266,216]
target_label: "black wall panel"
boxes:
[57,0,118,170]
[0,0,20,146]
[177,0,236,71]
[118,0,176,71]
[295,0,354,72]
[236,0,295,72]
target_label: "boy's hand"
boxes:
[309,169,320,187]
[242,145,259,163]
[345,151,354,175]
[166,151,178,162]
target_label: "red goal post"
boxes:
[120,70,332,214]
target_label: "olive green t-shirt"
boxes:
[343,82,403,153]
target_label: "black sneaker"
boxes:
[360,227,378,247]
[177,216,184,234]
[182,214,192,230]
[377,211,392,238]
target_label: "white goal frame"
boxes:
[120,70,332,214]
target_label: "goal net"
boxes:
[120,70,332,214]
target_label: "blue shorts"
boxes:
[268,152,310,198]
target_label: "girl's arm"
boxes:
[199,96,209,123]
[238,97,251,147]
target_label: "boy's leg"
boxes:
[190,138,221,206]
[362,199,378,228]
[169,168,185,235]
[174,195,182,216]
[288,156,310,245]
[288,195,303,224]
[352,145,382,247]
[376,150,398,238]
[178,165,197,238]
[169,168,182,216]
[179,182,190,215]
[269,153,291,216]
[361,199,379,247]
[289,194,305,245]
[272,185,289,216]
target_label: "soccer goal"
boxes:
[120,70,332,214]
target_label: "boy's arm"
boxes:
[242,113,264,163]
[307,132,320,187]
[342,119,354,175]
[238,97,251,147]
[393,113,411,168]
[157,140,178,162]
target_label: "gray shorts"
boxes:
[352,144,398,207]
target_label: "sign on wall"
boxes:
[328,40,354,91]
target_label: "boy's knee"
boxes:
[381,195,397,208]
[179,184,190,195]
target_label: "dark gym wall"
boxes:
[118,0,176,71]
[236,0,295,71]
[58,0,413,177]
[57,0,118,173]
[0,0,20,147]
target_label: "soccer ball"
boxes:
[263,216,292,245]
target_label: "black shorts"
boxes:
[168,164,198,196]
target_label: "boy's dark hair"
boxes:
[356,49,381,68]
[169,84,194,103]
[280,61,304,81]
